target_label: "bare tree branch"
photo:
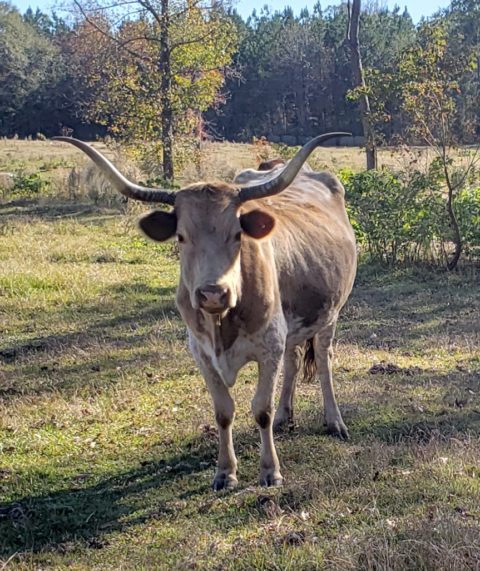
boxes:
[71,0,153,62]
[171,29,221,51]
[136,0,163,27]
[78,1,140,12]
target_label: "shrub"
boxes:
[12,172,48,194]
[455,186,480,259]
[339,162,480,266]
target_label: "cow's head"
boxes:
[139,183,277,314]
[53,133,348,315]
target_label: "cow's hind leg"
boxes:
[253,359,284,486]
[273,344,301,432]
[315,327,349,440]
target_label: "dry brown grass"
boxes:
[0,137,444,187]
[0,138,111,166]
[177,141,444,182]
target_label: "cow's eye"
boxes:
[234,232,242,242]
[177,234,185,243]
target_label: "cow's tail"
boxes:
[302,337,317,383]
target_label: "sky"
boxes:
[11,0,453,22]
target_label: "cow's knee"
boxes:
[215,410,233,429]
[252,402,273,429]
[210,388,235,430]
[256,410,272,429]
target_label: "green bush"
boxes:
[339,162,480,266]
[13,172,48,194]
[455,186,480,259]
[341,167,440,264]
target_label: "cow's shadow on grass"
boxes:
[1,383,479,559]
[0,430,244,557]
[0,284,179,400]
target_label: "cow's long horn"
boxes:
[52,137,176,205]
[238,132,351,202]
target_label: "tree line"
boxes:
[0,0,478,145]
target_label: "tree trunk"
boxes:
[444,168,463,270]
[347,0,377,170]
[160,0,174,182]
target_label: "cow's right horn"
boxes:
[239,132,351,202]
[53,137,176,205]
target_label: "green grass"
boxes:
[0,196,479,570]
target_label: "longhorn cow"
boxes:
[54,134,357,490]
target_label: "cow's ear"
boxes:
[139,210,177,242]
[240,209,275,239]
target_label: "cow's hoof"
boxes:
[259,472,283,487]
[326,420,350,440]
[212,473,238,492]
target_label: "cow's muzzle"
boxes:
[196,285,231,314]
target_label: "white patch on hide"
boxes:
[188,312,287,388]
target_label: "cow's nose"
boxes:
[196,285,230,312]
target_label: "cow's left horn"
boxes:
[238,132,351,202]
[52,137,176,205]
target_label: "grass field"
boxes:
[0,142,479,570]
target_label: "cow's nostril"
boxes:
[199,291,209,303]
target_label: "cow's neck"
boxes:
[200,307,241,353]
[176,281,242,351]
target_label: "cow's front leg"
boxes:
[195,358,237,491]
[208,374,237,491]
[253,358,284,486]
